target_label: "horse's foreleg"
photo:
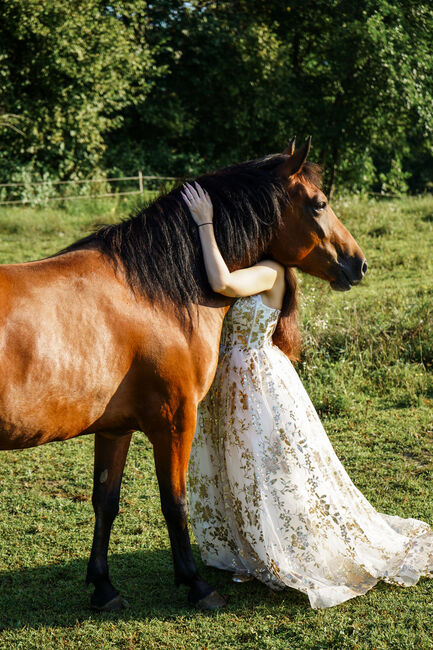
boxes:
[86,432,132,611]
[152,407,226,610]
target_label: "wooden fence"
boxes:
[0,172,180,205]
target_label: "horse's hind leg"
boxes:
[152,405,226,610]
[86,432,132,611]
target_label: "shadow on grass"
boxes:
[0,548,308,630]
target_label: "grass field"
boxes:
[0,194,432,649]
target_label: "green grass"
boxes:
[0,195,432,649]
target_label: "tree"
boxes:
[106,0,433,194]
[1,1,432,194]
[0,0,158,181]
[105,0,295,176]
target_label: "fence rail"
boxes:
[0,173,180,205]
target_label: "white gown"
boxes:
[188,293,433,608]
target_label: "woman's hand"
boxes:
[181,182,213,226]
[181,179,280,299]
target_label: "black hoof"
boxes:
[194,590,226,611]
[91,594,128,612]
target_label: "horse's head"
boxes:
[268,138,367,291]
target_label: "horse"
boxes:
[0,138,367,611]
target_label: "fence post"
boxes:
[138,171,143,193]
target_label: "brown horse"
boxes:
[0,139,366,610]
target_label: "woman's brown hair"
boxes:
[272,267,300,361]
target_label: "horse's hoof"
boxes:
[91,595,128,612]
[194,590,226,611]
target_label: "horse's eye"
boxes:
[313,201,326,215]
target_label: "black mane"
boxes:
[63,156,319,319]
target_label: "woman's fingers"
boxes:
[184,181,208,201]
[183,186,195,201]
[181,189,192,203]
[185,182,199,199]
[183,182,210,212]
[180,191,190,205]
[194,181,205,198]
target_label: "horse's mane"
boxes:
[65,155,287,305]
[63,157,320,356]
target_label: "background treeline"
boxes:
[1,0,433,197]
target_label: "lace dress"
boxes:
[188,293,433,608]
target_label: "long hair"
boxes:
[63,155,289,318]
[63,157,319,359]
[272,267,300,361]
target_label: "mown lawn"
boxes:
[0,194,432,649]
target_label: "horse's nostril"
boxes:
[361,260,368,277]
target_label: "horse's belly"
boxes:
[0,414,89,450]
[0,377,116,449]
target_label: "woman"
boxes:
[181,181,433,609]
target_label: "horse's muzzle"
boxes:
[331,257,368,291]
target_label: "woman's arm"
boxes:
[181,182,280,297]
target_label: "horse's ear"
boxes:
[279,136,312,177]
[282,136,296,156]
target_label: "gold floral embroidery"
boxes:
[188,294,433,609]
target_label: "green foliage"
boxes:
[1,1,433,196]
[105,0,433,194]
[0,0,157,184]
[0,195,432,647]
[106,1,292,176]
